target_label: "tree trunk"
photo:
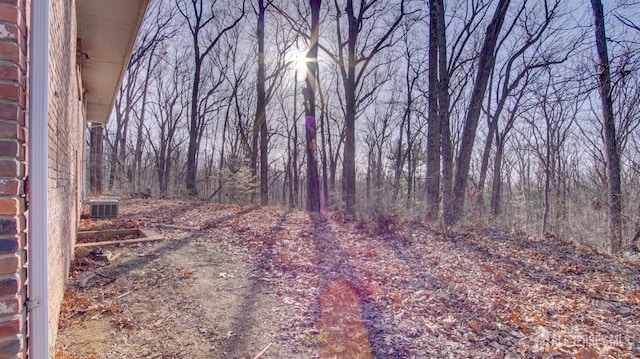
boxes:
[132,47,155,193]
[541,117,553,234]
[426,0,440,219]
[342,0,358,214]
[392,121,404,202]
[452,0,511,222]
[304,0,321,212]
[375,144,383,193]
[490,140,504,216]
[477,83,496,212]
[435,0,454,225]
[591,0,623,253]
[186,56,202,197]
[256,0,268,206]
[179,1,245,197]
[292,68,299,208]
[366,150,372,200]
[405,123,413,207]
[634,202,640,243]
[286,133,293,207]
[219,97,231,201]
[89,123,103,194]
[318,68,329,209]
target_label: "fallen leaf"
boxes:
[469,319,483,333]
[576,347,598,359]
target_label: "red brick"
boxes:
[0,23,18,43]
[0,3,27,43]
[0,255,18,275]
[0,318,19,338]
[0,123,16,139]
[0,338,20,357]
[0,219,16,235]
[0,239,17,254]
[0,42,20,66]
[1,110,25,129]
[0,123,17,140]
[0,298,18,315]
[0,140,19,157]
[0,160,18,177]
[0,105,19,122]
[0,276,17,297]
[0,84,21,103]
[0,1,19,8]
[0,5,19,24]
[0,180,19,196]
[0,65,18,83]
[0,199,17,216]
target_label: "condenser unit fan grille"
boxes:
[88,200,119,218]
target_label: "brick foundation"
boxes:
[46,0,85,350]
[0,0,147,355]
[0,0,85,356]
[0,0,29,355]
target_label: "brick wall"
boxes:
[0,0,85,356]
[47,0,84,350]
[0,0,29,357]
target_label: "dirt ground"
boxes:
[56,201,320,358]
[55,200,640,358]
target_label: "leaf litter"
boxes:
[57,199,640,358]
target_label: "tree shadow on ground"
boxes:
[309,213,377,358]
[221,209,293,356]
[98,206,259,282]
[366,225,640,356]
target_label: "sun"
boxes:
[289,48,308,75]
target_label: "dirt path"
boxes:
[57,204,321,358]
[56,200,640,358]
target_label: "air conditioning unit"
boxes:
[88,199,119,218]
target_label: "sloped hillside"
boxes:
[57,200,640,358]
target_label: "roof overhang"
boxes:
[76,0,150,124]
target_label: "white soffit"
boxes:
[76,0,150,124]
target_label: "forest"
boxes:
[87,0,640,253]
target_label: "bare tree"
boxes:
[426,0,440,218]
[108,58,144,191]
[434,0,454,224]
[432,0,494,224]
[178,0,245,196]
[363,95,397,202]
[591,0,623,252]
[147,51,189,197]
[452,0,511,222]
[130,1,177,193]
[104,0,177,194]
[303,0,322,212]
[477,0,572,214]
[326,0,409,214]
[255,0,268,205]
[394,25,423,207]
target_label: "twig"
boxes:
[207,183,225,200]
[252,343,272,359]
[157,224,201,231]
[117,291,132,299]
[218,285,251,291]
[95,271,115,280]
[75,236,164,248]
[632,227,640,244]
